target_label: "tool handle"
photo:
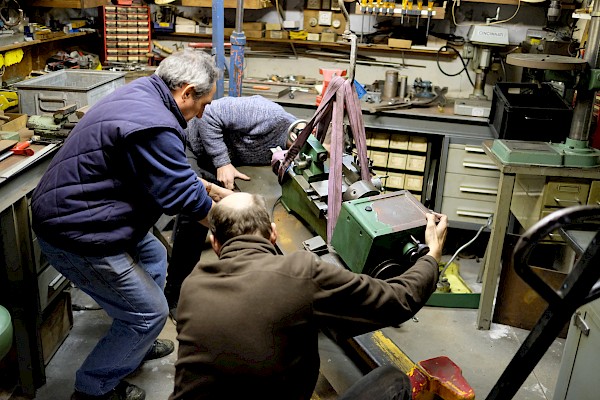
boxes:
[11,141,34,156]
[13,148,34,156]
[13,141,31,151]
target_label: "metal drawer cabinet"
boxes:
[441,143,500,225]
[554,298,600,400]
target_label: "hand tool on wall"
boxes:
[0,140,34,162]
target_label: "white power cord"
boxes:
[440,215,493,278]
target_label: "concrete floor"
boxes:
[1,251,565,400]
[0,167,566,399]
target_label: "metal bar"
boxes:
[569,0,600,141]
[212,0,225,99]
[228,0,246,97]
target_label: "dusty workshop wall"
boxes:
[155,1,548,99]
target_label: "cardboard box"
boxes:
[268,30,289,39]
[388,38,412,49]
[266,22,282,30]
[307,32,320,41]
[175,24,197,33]
[320,32,338,43]
[245,30,265,39]
[0,113,27,132]
[224,28,234,36]
[243,22,265,30]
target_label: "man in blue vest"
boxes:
[31,50,232,400]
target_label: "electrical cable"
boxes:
[436,45,475,87]
[439,215,493,278]
[452,0,521,27]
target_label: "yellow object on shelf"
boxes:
[289,30,308,40]
[0,49,24,68]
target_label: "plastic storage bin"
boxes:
[14,70,127,116]
[488,82,573,143]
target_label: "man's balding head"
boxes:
[208,193,274,247]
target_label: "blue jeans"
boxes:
[38,233,169,396]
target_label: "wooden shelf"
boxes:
[158,32,457,57]
[28,0,110,8]
[0,31,92,53]
[181,0,273,9]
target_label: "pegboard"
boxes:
[303,9,346,35]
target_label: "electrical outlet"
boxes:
[318,11,333,26]
[463,43,475,60]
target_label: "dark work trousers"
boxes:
[338,366,411,400]
[164,149,219,308]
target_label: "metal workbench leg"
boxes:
[477,172,516,330]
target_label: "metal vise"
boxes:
[27,103,79,138]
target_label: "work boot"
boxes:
[71,381,145,400]
[143,339,175,361]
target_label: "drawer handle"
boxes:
[456,210,494,219]
[49,274,66,291]
[460,186,498,195]
[464,146,485,154]
[553,197,581,205]
[463,162,499,171]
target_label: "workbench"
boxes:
[0,144,65,397]
[477,140,600,330]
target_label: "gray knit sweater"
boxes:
[186,95,297,168]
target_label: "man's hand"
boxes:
[424,212,448,262]
[217,164,250,190]
[209,184,234,202]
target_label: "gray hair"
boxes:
[155,50,221,99]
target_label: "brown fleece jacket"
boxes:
[170,235,439,400]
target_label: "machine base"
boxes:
[491,139,600,167]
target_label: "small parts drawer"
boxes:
[441,197,495,225]
[447,144,500,178]
[542,180,590,208]
[443,173,499,201]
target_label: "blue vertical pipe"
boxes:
[212,0,225,99]
[229,0,245,97]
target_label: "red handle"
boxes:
[11,141,34,156]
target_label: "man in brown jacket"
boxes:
[170,192,448,400]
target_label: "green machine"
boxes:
[279,134,380,240]
[279,135,430,278]
[330,190,430,278]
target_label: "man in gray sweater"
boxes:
[165,95,301,320]
[186,95,299,189]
